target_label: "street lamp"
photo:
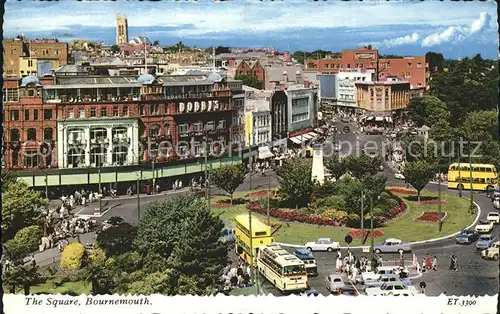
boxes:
[151,150,156,194]
[370,195,381,263]
[360,190,365,244]
[136,171,141,220]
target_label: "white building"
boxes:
[336,69,374,109]
[57,119,140,168]
[244,100,272,147]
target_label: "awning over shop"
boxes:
[258,146,274,159]
[289,137,302,145]
[302,133,313,140]
[385,117,393,123]
[375,116,384,122]
[314,128,324,134]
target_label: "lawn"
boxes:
[211,188,475,246]
[7,275,91,295]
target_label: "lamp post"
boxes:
[151,151,156,194]
[98,154,102,212]
[370,195,380,262]
[136,171,141,220]
[438,170,443,232]
[267,174,271,226]
[360,189,365,244]
[204,136,209,202]
[468,141,474,213]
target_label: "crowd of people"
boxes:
[220,262,252,291]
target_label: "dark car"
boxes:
[455,229,479,244]
[343,126,350,133]
[303,289,320,296]
[331,286,358,296]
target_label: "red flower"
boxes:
[348,229,384,238]
[415,211,447,222]
[418,200,448,205]
[245,190,271,198]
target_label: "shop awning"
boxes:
[301,133,313,140]
[375,116,384,122]
[314,128,324,134]
[385,116,393,123]
[258,146,274,159]
[289,137,302,145]
[307,131,318,139]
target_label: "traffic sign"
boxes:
[344,235,353,244]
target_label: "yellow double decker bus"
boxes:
[447,163,498,191]
[234,214,274,265]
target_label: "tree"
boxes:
[96,222,137,256]
[235,75,263,90]
[168,205,228,294]
[324,157,347,180]
[153,40,160,47]
[210,164,245,205]
[407,95,450,128]
[276,158,314,208]
[402,160,436,202]
[127,270,176,295]
[2,180,47,241]
[11,226,43,253]
[111,44,120,53]
[425,51,444,73]
[361,175,387,204]
[343,155,382,179]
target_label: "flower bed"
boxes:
[245,190,272,198]
[387,187,417,195]
[418,200,448,205]
[246,201,344,226]
[415,211,447,223]
[212,200,232,207]
[386,197,408,219]
[348,229,385,239]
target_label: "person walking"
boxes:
[336,257,342,273]
[449,253,458,271]
[432,256,438,271]
[419,281,427,294]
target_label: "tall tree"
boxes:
[96,222,137,256]
[111,44,120,54]
[343,155,382,179]
[2,181,47,241]
[402,160,436,202]
[276,158,314,208]
[210,164,245,205]
[324,157,347,181]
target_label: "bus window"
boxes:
[255,231,268,236]
[479,178,485,184]
[450,166,456,171]
[479,167,485,172]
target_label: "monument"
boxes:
[311,144,325,185]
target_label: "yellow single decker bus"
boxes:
[448,163,498,191]
[234,214,274,265]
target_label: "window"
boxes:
[407,63,412,68]
[405,72,411,77]
[113,106,119,117]
[33,109,39,120]
[150,104,160,115]
[193,121,202,132]
[43,109,52,120]
[178,124,188,134]
[101,107,107,117]
[417,62,422,68]
[23,152,39,168]
[24,109,30,121]
[11,149,19,167]
[164,123,170,136]
[206,121,215,131]
[44,128,53,141]
[79,108,85,118]
[3,88,19,102]
[28,90,35,97]
[10,110,19,121]
[10,129,20,141]
[90,107,96,117]
[140,105,146,116]
[217,120,226,129]
[27,128,37,141]
[149,125,160,137]
[123,105,129,116]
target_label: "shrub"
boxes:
[88,247,106,263]
[311,195,347,212]
[60,242,86,270]
[321,209,349,221]
[14,225,43,253]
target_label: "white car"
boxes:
[394,171,405,180]
[305,238,340,252]
[365,281,418,296]
[493,197,500,209]
[360,266,396,283]
[475,220,494,233]
[486,212,500,224]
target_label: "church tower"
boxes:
[116,14,129,45]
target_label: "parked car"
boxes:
[325,274,345,293]
[475,220,494,233]
[476,234,497,250]
[364,274,400,289]
[455,229,479,244]
[334,144,341,152]
[219,227,235,243]
[365,281,418,296]
[331,286,358,296]
[305,238,340,252]
[379,165,384,171]
[394,171,405,180]
[359,266,396,283]
[481,241,499,260]
[373,238,412,254]
[302,289,320,297]
[493,197,500,209]
[486,212,500,224]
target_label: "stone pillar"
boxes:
[107,126,113,166]
[311,144,325,185]
[84,127,91,167]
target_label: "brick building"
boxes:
[2,73,234,171]
[312,48,427,90]
[3,38,68,78]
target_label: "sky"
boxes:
[3,0,499,59]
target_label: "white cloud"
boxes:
[3,1,496,36]
[382,32,420,47]
[422,12,492,47]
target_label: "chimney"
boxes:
[279,81,286,91]
[304,80,310,88]
[283,51,290,63]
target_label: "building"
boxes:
[264,65,305,91]
[313,48,428,90]
[116,14,129,45]
[355,79,410,112]
[3,38,68,78]
[318,69,375,114]
[227,80,245,145]
[244,88,272,147]
[2,72,240,189]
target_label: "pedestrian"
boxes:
[426,254,432,269]
[451,254,458,271]
[336,257,342,273]
[421,258,426,273]
[419,281,426,294]
[432,256,438,271]
[337,250,342,260]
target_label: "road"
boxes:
[66,119,498,296]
